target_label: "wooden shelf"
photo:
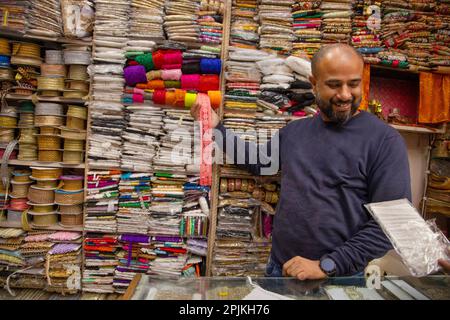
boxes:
[7,159,85,169]
[6,94,87,105]
[390,124,446,134]
[0,220,83,232]
[0,28,92,46]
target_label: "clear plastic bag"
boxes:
[61,0,94,39]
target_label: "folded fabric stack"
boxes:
[255,115,289,145]
[83,234,118,293]
[0,228,26,268]
[292,0,323,59]
[377,48,409,69]
[114,234,153,293]
[224,48,273,141]
[117,173,152,234]
[0,1,27,32]
[20,231,54,269]
[27,0,62,38]
[352,0,383,63]
[152,109,194,175]
[85,171,120,233]
[230,0,260,49]
[129,0,166,41]
[197,0,224,47]
[45,232,83,294]
[259,0,296,56]
[320,0,354,43]
[186,238,208,256]
[164,0,201,46]
[148,173,186,235]
[120,105,163,172]
[181,182,210,238]
[427,5,450,72]
[147,236,190,279]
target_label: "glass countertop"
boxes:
[127,275,450,300]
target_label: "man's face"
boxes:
[310,51,363,125]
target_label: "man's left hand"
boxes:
[282,256,327,280]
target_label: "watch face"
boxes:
[321,258,335,273]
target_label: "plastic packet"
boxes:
[61,0,94,39]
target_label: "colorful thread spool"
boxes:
[199,75,220,92]
[181,74,201,90]
[124,65,147,86]
[200,58,222,74]
[184,92,197,109]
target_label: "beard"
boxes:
[316,93,361,125]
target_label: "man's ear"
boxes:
[309,75,317,92]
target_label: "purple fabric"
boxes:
[153,236,183,242]
[49,243,81,255]
[87,181,118,188]
[119,234,150,243]
[124,65,147,86]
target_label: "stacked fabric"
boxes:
[186,238,208,256]
[197,1,224,47]
[82,234,118,293]
[117,172,152,234]
[0,228,26,268]
[352,0,383,63]
[429,10,450,73]
[292,0,323,59]
[152,109,194,175]
[20,231,54,270]
[164,0,201,45]
[0,1,27,32]
[147,236,190,279]
[259,0,296,56]
[120,105,163,172]
[88,0,129,169]
[113,234,153,293]
[44,231,83,294]
[377,49,409,69]
[85,171,120,233]
[255,115,289,145]
[320,0,354,44]
[27,0,62,38]
[129,0,166,41]
[181,182,210,238]
[148,173,186,236]
[230,0,260,49]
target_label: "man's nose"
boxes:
[336,85,352,101]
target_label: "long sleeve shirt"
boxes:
[214,111,411,276]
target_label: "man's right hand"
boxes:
[190,99,221,128]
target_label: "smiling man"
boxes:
[191,43,412,279]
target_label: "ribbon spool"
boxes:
[147,79,165,90]
[40,64,66,78]
[29,209,58,227]
[200,58,222,74]
[63,139,84,151]
[36,180,58,189]
[59,212,82,226]
[67,65,88,81]
[207,91,221,109]
[0,115,17,128]
[66,105,87,120]
[64,80,89,92]
[135,53,154,71]
[30,167,63,180]
[37,77,65,91]
[58,175,83,191]
[152,89,166,105]
[184,92,198,109]
[63,50,91,65]
[0,38,11,56]
[38,150,62,162]
[34,116,64,127]
[60,128,86,140]
[124,65,147,86]
[174,89,186,108]
[8,198,29,211]
[54,189,84,205]
[18,101,35,113]
[40,127,60,135]
[162,50,182,67]
[181,74,200,90]
[10,180,32,198]
[45,50,64,64]
[18,113,34,127]
[27,185,56,204]
[0,68,13,81]
[18,145,38,160]
[62,151,84,164]
[182,62,201,74]
[161,69,182,81]
[12,42,41,59]
[198,75,219,92]
[0,129,15,143]
[12,169,32,182]
[19,128,38,143]
[36,135,62,150]
[146,70,161,80]
[164,80,181,89]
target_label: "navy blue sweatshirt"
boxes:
[215,111,411,276]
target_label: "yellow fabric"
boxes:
[418,72,450,124]
[359,63,370,111]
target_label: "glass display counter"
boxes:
[122,274,450,300]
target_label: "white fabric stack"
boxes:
[120,105,164,172]
[164,0,201,45]
[129,0,166,41]
[88,0,130,170]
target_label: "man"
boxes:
[191,43,412,280]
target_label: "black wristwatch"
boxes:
[319,257,336,277]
